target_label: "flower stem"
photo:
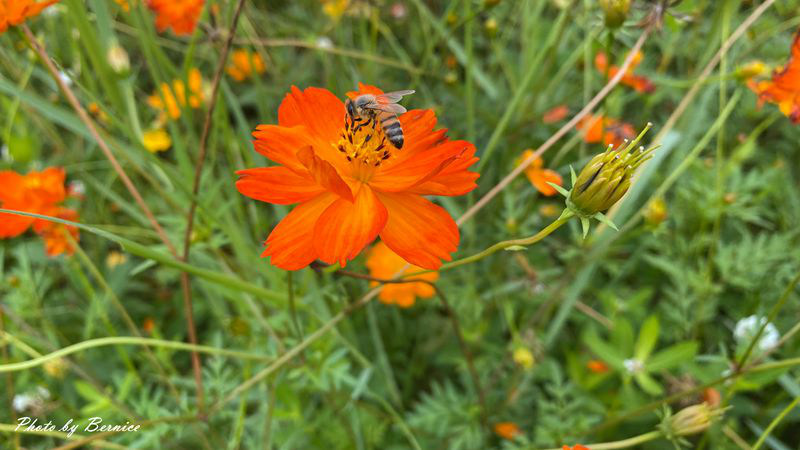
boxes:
[421,210,574,275]
[752,395,800,450]
[541,431,662,450]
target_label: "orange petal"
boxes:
[235,167,323,205]
[0,171,25,203]
[262,193,337,270]
[346,82,384,99]
[252,125,315,173]
[0,208,34,238]
[531,169,563,197]
[277,86,344,143]
[406,145,480,196]
[377,192,459,270]
[313,185,387,267]
[370,139,472,192]
[296,147,353,201]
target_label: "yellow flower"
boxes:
[142,129,172,153]
[147,68,205,120]
[226,49,266,82]
[513,347,535,369]
[644,197,667,226]
[43,358,67,378]
[106,251,127,268]
[321,0,349,21]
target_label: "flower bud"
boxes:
[663,403,725,437]
[599,0,631,29]
[513,347,535,369]
[643,197,667,226]
[484,18,498,37]
[107,44,130,75]
[567,123,656,217]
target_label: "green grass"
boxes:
[1,0,800,448]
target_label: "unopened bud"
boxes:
[513,347,535,369]
[599,0,631,29]
[484,17,498,37]
[568,123,656,216]
[107,44,130,75]
[663,403,725,437]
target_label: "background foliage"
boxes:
[1,0,800,448]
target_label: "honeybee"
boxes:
[345,90,415,149]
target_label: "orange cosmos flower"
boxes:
[365,241,438,307]
[227,49,266,82]
[543,104,569,124]
[516,150,562,196]
[494,422,521,440]
[563,445,589,450]
[0,0,58,34]
[0,167,79,256]
[576,114,634,149]
[147,0,204,36]
[587,359,609,374]
[749,31,800,123]
[147,68,205,120]
[595,51,654,94]
[236,84,479,271]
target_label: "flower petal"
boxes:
[297,147,353,201]
[262,193,337,270]
[408,149,480,196]
[313,185,387,267]
[235,167,323,205]
[530,168,563,197]
[252,125,316,172]
[278,86,344,143]
[0,171,25,203]
[0,208,34,238]
[377,192,459,270]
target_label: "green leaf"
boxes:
[635,316,660,361]
[635,372,664,396]
[647,342,698,372]
[583,330,625,371]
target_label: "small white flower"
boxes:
[623,358,644,374]
[12,394,34,412]
[316,37,334,50]
[734,315,780,351]
[57,70,73,87]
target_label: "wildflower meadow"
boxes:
[2,0,800,448]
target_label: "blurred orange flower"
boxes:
[543,104,569,124]
[516,150,562,196]
[147,0,204,36]
[749,31,800,123]
[227,49,266,82]
[576,114,634,149]
[0,0,58,34]
[366,241,438,307]
[236,84,479,270]
[494,422,521,440]
[563,445,589,450]
[0,168,79,256]
[587,359,609,373]
[595,51,654,94]
[147,68,205,120]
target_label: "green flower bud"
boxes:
[567,122,656,217]
[599,0,631,29]
[661,403,726,438]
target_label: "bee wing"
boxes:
[375,90,415,104]
[364,103,407,115]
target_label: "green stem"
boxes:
[0,335,271,373]
[541,430,662,450]
[417,210,573,275]
[751,395,800,450]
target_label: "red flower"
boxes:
[749,30,800,123]
[0,168,79,256]
[595,51,654,94]
[236,84,479,270]
[147,0,204,36]
[0,0,58,34]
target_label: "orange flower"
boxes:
[494,422,521,440]
[366,241,438,307]
[227,49,266,82]
[0,168,79,256]
[563,445,589,450]
[576,114,634,149]
[702,387,721,407]
[236,84,479,271]
[516,150,562,196]
[749,31,800,123]
[543,104,569,124]
[147,68,205,120]
[595,51,654,94]
[587,359,609,373]
[0,0,58,34]
[147,0,204,36]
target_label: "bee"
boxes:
[345,90,415,149]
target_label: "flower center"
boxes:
[334,113,393,173]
